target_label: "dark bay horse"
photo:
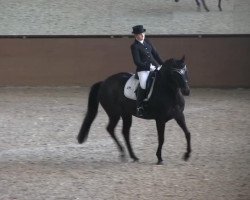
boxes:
[77,57,192,164]
[175,0,222,12]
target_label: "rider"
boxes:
[130,25,164,117]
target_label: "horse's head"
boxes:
[161,56,190,96]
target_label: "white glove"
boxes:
[150,64,157,71]
[157,65,162,70]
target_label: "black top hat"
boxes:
[132,25,146,34]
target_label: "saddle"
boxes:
[124,71,156,101]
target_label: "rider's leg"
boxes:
[136,71,149,116]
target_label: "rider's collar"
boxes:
[136,39,144,45]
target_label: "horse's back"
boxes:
[99,72,133,110]
[104,72,132,83]
[100,72,132,91]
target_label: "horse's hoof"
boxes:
[132,157,139,162]
[156,160,164,165]
[183,153,190,161]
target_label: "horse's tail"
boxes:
[77,81,102,144]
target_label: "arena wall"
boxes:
[0,35,249,87]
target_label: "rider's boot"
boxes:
[136,86,146,117]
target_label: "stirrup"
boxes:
[136,106,144,117]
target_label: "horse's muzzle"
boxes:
[181,86,190,96]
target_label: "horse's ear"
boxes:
[181,55,185,62]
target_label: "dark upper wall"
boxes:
[0,35,249,87]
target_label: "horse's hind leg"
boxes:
[200,0,210,11]
[175,113,192,161]
[121,114,139,162]
[106,115,126,160]
[195,0,201,8]
[195,0,201,11]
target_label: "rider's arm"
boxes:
[146,39,164,65]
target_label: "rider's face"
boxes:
[135,33,145,41]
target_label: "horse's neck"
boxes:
[153,72,184,109]
[156,73,178,95]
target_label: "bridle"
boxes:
[171,65,189,83]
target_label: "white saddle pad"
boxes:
[124,74,155,101]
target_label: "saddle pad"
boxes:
[124,74,155,101]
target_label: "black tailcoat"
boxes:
[131,38,164,72]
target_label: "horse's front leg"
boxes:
[155,120,166,165]
[175,112,192,161]
[218,0,222,11]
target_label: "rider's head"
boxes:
[132,25,146,42]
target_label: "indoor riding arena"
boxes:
[0,1,250,200]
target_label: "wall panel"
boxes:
[0,36,249,87]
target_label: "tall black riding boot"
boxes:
[136,86,146,117]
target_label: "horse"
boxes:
[77,56,192,165]
[175,0,222,12]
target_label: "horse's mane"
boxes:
[163,58,185,70]
[163,58,175,66]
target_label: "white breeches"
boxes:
[137,71,150,89]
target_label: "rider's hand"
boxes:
[157,65,162,70]
[150,64,156,71]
